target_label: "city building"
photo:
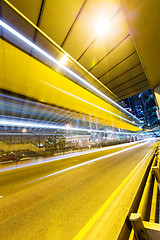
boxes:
[122,89,160,129]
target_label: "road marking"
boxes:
[73,149,153,240]
[24,141,150,185]
[0,140,148,172]
[0,196,3,199]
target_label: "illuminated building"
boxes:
[122,89,160,129]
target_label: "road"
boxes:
[0,140,157,240]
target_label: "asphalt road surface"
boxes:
[0,140,156,240]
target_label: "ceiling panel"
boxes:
[103,64,144,87]
[113,73,147,93]
[98,52,140,82]
[120,0,160,90]
[118,85,149,99]
[9,0,42,24]
[39,0,84,46]
[115,80,148,95]
[77,8,130,69]
[90,35,135,77]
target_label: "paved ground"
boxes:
[0,140,156,240]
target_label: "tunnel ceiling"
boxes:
[6,0,151,100]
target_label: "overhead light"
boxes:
[95,18,111,36]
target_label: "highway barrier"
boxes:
[128,145,160,240]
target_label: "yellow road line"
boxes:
[73,149,153,240]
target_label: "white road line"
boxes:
[0,140,152,172]
[24,141,150,185]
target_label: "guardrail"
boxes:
[128,145,160,240]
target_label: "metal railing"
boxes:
[128,145,160,240]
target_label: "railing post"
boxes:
[152,166,160,190]
[156,147,160,169]
[157,154,160,170]
[130,213,151,240]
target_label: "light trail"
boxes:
[0,19,140,124]
[39,80,139,126]
[0,140,145,172]
[0,115,141,133]
[1,140,155,173]
[21,140,152,184]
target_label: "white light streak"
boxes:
[40,80,138,126]
[0,116,140,134]
[23,141,151,184]
[0,20,140,123]
[1,140,153,173]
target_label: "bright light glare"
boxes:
[0,20,140,124]
[66,124,71,129]
[58,55,68,66]
[22,128,27,133]
[95,18,111,36]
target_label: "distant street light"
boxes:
[22,128,26,133]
